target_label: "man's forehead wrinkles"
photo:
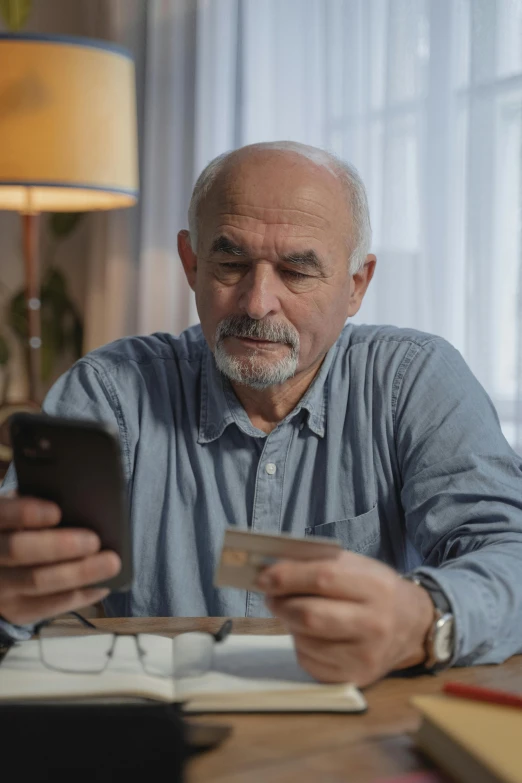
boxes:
[296,194,339,213]
[215,222,326,243]
[218,204,329,228]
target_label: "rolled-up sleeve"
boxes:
[395,337,522,665]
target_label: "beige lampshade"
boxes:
[0,33,139,212]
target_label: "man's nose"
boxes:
[238,264,282,320]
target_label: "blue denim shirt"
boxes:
[2,323,522,665]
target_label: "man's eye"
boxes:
[283,270,308,281]
[219,263,245,271]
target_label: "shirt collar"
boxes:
[198,340,340,444]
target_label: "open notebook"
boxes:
[0,634,367,713]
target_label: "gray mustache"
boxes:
[216,316,299,348]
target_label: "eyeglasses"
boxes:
[34,612,233,679]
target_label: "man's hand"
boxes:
[256,551,435,687]
[0,496,121,626]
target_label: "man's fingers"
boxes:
[0,497,61,531]
[267,595,364,640]
[1,587,110,627]
[268,594,396,685]
[0,528,101,566]
[257,553,371,601]
[0,550,121,597]
[291,632,370,685]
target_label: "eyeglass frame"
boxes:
[34,611,234,677]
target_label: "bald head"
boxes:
[188,141,372,274]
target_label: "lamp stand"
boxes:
[22,212,41,405]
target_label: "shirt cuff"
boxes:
[0,617,34,644]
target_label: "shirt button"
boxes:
[265,462,277,475]
[299,422,305,431]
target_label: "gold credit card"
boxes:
[214,528,342,591]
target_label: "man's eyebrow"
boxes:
[210,236,246,256]
[210,237,325,273]
[282,250,324,274]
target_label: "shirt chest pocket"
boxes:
[305,504,381,557]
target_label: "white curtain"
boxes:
[86,0,522,455]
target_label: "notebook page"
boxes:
[0,638,176,702]
[212,634,317,682]
[178,635,367,711]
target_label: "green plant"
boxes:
[0,0,32,30]
[9,269,83,383]
[0,332,9,406]
[8,213,85,386]
[0,334,8,366]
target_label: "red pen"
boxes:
[443,680,522,709]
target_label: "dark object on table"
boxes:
[185,720,233,753]
[0,701,188,782]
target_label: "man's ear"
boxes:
[178,230,198,291]
[346,255,377,317]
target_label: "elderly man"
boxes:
[0,142,521,686]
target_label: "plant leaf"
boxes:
[8,270,84,383]
[8,290,28,339]
[43,268,67,300]
[40,319,56,382]
[71,310,84,358]
[49,213,84,238]
[0,334,9,366]
[0,0,32,31]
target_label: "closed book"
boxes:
[412,694,522,783]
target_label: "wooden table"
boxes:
[101,617,522,783]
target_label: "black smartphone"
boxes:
[9,412,133,592]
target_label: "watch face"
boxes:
[434,615,455,662]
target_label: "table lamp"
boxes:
[0,33,139,404]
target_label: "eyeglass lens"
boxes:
[39,620,216,678]
[39,621,115,673]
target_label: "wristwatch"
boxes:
[404,574,455,673]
